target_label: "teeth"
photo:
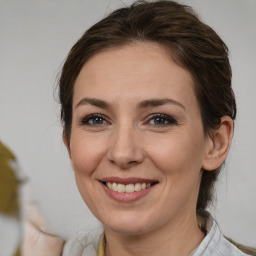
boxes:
[134,183,142,191]
[112,182,118,192]
[126,184,134,193]
[117,183,126,193]
[106,182,152,193]
[106,182,112,190]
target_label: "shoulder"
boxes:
[194,211,255,256]
[62,229,102,256]
[224,236,256,256]
[218,235,254,256]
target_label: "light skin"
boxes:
[64,42,233,256]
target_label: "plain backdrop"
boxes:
[0,0,255,252]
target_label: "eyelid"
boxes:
[145,113,178,126]
[79,113,110,125]
[79,113,177,127]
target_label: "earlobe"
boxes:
[202,116,233,171]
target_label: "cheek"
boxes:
[146,131,206,176]
[69,132,107,177]
[69,133,109,215]
[145,132,205,215]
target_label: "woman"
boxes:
[23,1,255,255]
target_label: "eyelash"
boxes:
[146,114,177,127]
[79,113,177,127]
[80,114,109,126]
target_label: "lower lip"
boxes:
[101,183,155,202]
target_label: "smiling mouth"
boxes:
[100,180,158,193]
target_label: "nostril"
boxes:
[127,160,140,166]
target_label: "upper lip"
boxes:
[99,176,159,185]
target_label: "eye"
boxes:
[147,114,177,126]
[80,114,109,126]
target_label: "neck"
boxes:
[104,211,205,256]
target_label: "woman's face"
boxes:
[67,43,211,235]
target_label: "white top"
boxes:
[22,209,253,256]
[193,211,251,256]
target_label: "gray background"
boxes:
[0,0,255,253]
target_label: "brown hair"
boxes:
[58,0,236,211]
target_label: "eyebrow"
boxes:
[75,97,185,110]
[138,98,185,110]
[75,98,110,109]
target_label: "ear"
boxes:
[202,116,233,171]
[62,131,71,159]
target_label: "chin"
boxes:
[102,213,152,235]
[106,223,150,235]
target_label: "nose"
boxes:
[107,124,144,169]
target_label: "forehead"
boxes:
[73,42,197,108]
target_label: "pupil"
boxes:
[94,117,102,124]
[155,117,165,124]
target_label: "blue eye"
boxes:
[148,114,177,126]
[80,114,108,125]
